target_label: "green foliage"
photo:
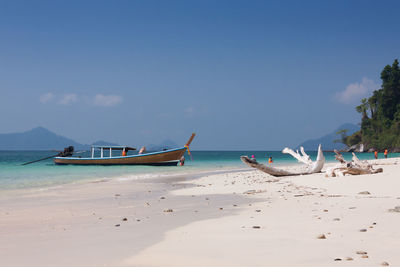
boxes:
[347,131,362,146]
[356,59,400,150]
[334,129,349,145]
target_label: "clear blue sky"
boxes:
[1,0,399,150]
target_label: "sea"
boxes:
[0,150,396,191]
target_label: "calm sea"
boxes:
[0,150,396,191]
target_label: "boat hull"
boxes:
[53,147,186,166]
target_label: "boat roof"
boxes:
[91,145,136,150]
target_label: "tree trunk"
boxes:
[325,150,383,177]
[241,145,325,177]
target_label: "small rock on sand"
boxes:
[358,191,371,195]
[317,234,326,239]
[356,251,368,255]
[163,209,173,213]
[255,210,261,212]
[252,226,261,229]
[388,206,400,212]
[345,257,353,261]
[381,262,389,266]
[334,258,341,261]
[361,255,369,258]
[122,218,128,221]
[359,228,367,232]
[115,224,120,227]
[333,218,340,221]
[160,197,165,199]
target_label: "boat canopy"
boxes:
[90,146,136,159]
[91,145,136,151]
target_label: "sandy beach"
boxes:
[1,158,400,267]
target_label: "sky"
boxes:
[0,0,399,150]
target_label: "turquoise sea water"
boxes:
[0,150,397,191]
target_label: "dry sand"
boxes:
[1,159,400,267]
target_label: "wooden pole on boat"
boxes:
[21,154,59,166]
[185,133,196,147]
[184,133,195,161]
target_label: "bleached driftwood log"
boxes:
[325,150,383,177]
[240,144,325,177]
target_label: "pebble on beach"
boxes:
[356,251,368,255]
[164,209,173,212]
[252,226,261,229]
[317,234,326,239]
[122,218,128,221]
[359,228,367,232]
[381,261,390,266]
[345,257,353,261]
[358,191,371,195]
[388,206,400,212]
[115,224,120,227]
[334,258,341,261]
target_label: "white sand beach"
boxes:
[1,158,400,267]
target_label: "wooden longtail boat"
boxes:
[53,133,195,166]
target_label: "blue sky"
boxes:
[0,0,399,150]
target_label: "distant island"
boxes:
[297,123,359,151]
[343,59,400,152]
[0,127,178,151]
[0,127,114,150]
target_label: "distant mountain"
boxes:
[146,139,179,151]
[0,127,86,150]
[298,123,360,151]
[0,127,117,150]
[91,140,120,147]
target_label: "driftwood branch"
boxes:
[325,150,383,177]
[240,156,301,177]
[241,145,325,177]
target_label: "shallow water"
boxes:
[0,150,396,190]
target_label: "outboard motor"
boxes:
[60,146,74,157]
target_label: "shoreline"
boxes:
[0,165,258,267]
[1,158,399,266]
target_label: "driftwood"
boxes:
[240,145,325,177]
[325,150,383,177]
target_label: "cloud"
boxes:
[336,77,379,104]
[39,93,54,103]
[93,94,122,107]
[59,94,78,105]
[184,106,195,117]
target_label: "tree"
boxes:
[380,59,400,121]
[355,59,400,150]
[356,98,369,120]
[334,129,349,146]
